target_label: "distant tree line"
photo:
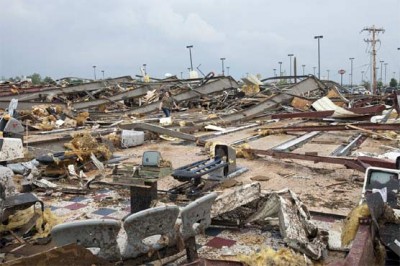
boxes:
[1,73,86,86]
[1,73,56,85]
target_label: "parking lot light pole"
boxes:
[288,54,294,82]
[349,58,354,89]
[92,65,96,80]
[220,58,226,76]
[186,45,194,71]
[314,35,323,79]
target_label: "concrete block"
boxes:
[121,130,144,148]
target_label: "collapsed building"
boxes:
[0,74,399,265]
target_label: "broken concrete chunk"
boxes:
[211,182,261,218]
[0,166,16,197]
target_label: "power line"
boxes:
[361,25,385,94]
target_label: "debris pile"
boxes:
[1,74,399,265]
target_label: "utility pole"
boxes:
[302,65,305,75]
[101,70,105,79]
[273,68,276,77]
[361,25,385,94]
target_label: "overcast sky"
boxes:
[1,0,399,84]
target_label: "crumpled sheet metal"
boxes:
[312,96,362,118]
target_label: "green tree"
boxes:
[28,73,42,85]
[389,78,398,88]
[43,76,55,84]
[377,81,383,89]
[72,79,83,85]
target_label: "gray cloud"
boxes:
[1,0,399,84]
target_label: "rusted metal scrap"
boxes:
[262,123,400,132]
[2,243,112,266]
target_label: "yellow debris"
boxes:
[0,207,63,239]
[241,84,260,95]
[237,247,312,266]
[104,132,121,147]
[76,111,90,126]
[235,143,256,160]
[341,203,370,246]
[64,132,112,162]
[385,131,398,139]
[207,114,218,119]
[34,207,63,239]
[0,206,35,232]
[205,141,224,157]
[3,114,11,120]
[291,97,311,111]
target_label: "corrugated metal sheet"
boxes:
[312,97,363,118]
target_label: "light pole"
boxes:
[101,70,104,79]
[313,67,316,76]
[384,63,388,85]
[379,60,384,82]
[339,69,345,86]
[302,65,305,75]
[220,57,226,76]
[227,66,230,76]
[327,70,330,80]
[314,35,323,79]
[398,48,400,85]
[278,62,282,77]
[288,54,294,82]
[180,72,183,79]
[186,45,194,71]
[273,68,276,77]
[349,58,354,89]
[143,64,147,75]
[92,65,96,80]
